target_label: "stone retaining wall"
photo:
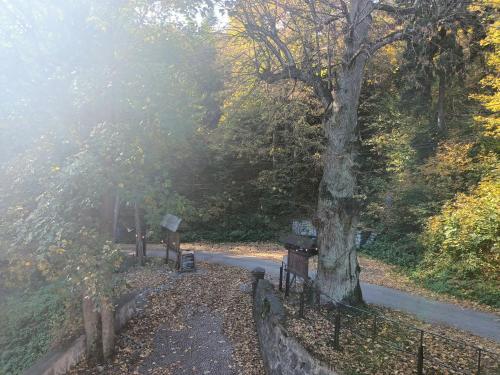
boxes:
[253,279,340,375]
[23,291,139,375]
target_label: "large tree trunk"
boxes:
[82,296,103,365]
[316,0,371,305]
[316,88,363,305]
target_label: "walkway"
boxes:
[127,247,500,343]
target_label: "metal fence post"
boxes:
[299,286,305,318]
[279,263,283,291]
[477,348,482,375]
[333,312,341,350]
[417,330,424,375]
[372,315,378,338]
[285,269,291,297]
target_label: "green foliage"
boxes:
[0,284,70,375]
[183,214,281,242]
[4,123,127,298]
[415,177,499,306]
[356,11,499,307]
[0,0,220,294]
[172,84,324,241]
[360,234,423,269]
[0,2,222,369]
[0,6,497,371]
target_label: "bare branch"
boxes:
[258,66,332,107]
[346,29,406,67]
[373,3,416,16]
[369,30,406,53]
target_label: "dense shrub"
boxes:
[415,177,499,306]
[360,233,423,269]
[183,214,283,242]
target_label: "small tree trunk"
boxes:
[100,189,115,238]
[134,200,145,265]
[437,71,446,136]
[112,193,120,243]
[101,297,115,361]
[82,295,103,365]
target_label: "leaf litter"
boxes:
[283,291,500,375]
[69,261,264,374]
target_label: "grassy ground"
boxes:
[0,282,82,375]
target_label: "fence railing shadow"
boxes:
[279,266,499,375]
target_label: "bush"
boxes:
[360,233,423,269]
[183,213,284,242]
[0,284,69,374]
[184,225,279,242]
[415,177,500,307]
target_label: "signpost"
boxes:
[280,220,318,296]
[288,251,309,280]
[160,213,195,272]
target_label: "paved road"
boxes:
[130,248,500,343]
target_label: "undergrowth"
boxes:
[0,283,71,375]
[360,233,499,308]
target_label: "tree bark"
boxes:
[100,189,115,237]
[101,297,115,361]
[316,0,371,305]
[112,193,120,243]
[134,200,145,265]
[82,296,103,365]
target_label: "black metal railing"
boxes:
[279,271,499,375]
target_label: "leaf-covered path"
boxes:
[70,263,264,374]
[123,244,500,343]
[195,252,500,343]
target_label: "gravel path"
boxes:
[139,312,235,374]
[125,246,500,343]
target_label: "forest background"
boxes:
[0,0,498,373]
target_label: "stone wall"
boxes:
[253,279,340,375]
[23,291,139,375]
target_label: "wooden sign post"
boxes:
[165,230,180,265]
[280,221,318,297]
[160,213,195,272]
[288,251,310,279]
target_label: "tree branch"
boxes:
[346,30,406,67]
[369,30,406,53]
[373,3,416,16]
[258,67,333,107]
